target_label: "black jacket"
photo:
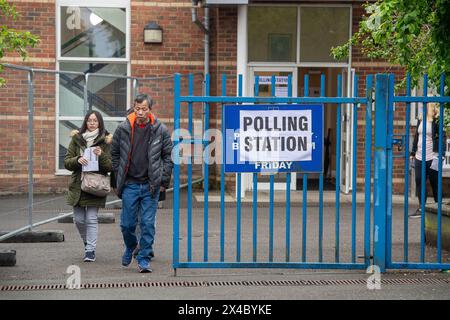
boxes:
[111,113,174,198]
[411,119,446,158]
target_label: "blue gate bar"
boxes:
[302,74,309,263]
[387,262,450,270]
[351,74,359,263]
[253,172,258,262]
[236,74,243,263]
[335,74,342,263]
[270,74,276,97]
[204,74,210,262]
[286,74,292,262]
[269,176,274,257]
[304,72,309,96]
[318,175,324,263]
[254,75,260,97]
[302,174,308,262]
[287,74,292,97]
[374,74,388,272]
[220,74,227,262]
[269,75,276,262]
[286,173,291,262]
[437,74,445,263]
[253,75,259,263]
[187,74,194,262]
[420,74,428,263]
[386,74,395,266]
[236,173,242,262]
[173,73,181,269]
[319,74,325,262]
[176,262,367,269]
[181,96,368,104]
[179,95,450,104]
[393,96,450,103]
[404,74,411,262]
[364,75,373,267]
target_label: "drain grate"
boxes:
[1,277,449,292]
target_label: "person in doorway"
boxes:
[64,111,112,262]
[409,102,446,218]
[111,94,173,273]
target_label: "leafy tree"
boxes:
[0,0,39,86]
[332,0,450,131]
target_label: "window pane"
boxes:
[248,7,297,62]
[58,120,123,170]
[60,6,126,58]
[300,7,349,63]
[59,62,128,117]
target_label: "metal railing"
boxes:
[0,63,203,242]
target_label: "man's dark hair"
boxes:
[134,93,153,109]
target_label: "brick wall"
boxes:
[0,1,58,193]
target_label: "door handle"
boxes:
[391,135,405,152]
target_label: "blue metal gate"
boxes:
[374,74,450,272]
[172,72,374,271]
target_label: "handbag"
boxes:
[81,172,111,197]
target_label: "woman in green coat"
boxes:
[64,111,112,262]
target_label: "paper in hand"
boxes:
[82,147,99,172]
[430,157,439,172]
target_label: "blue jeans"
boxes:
[120,183,159,265]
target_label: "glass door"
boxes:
[248,66,298,191]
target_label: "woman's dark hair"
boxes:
[80,110,105,136]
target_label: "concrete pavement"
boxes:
[0,191,449,300]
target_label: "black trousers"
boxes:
[414,159,438,205]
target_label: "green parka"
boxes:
[64,130,113,207]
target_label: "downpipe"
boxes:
[191,0,210,191]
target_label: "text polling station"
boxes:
[224,104,323,173]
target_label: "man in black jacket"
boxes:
[112,94,173,273]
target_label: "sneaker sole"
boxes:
[84,258,96,262]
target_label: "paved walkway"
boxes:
[0,191,449,299]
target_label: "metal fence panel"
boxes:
[173,72,373,271]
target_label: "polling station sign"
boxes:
[224,104,323,173]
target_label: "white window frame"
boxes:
[55,0,130,175]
